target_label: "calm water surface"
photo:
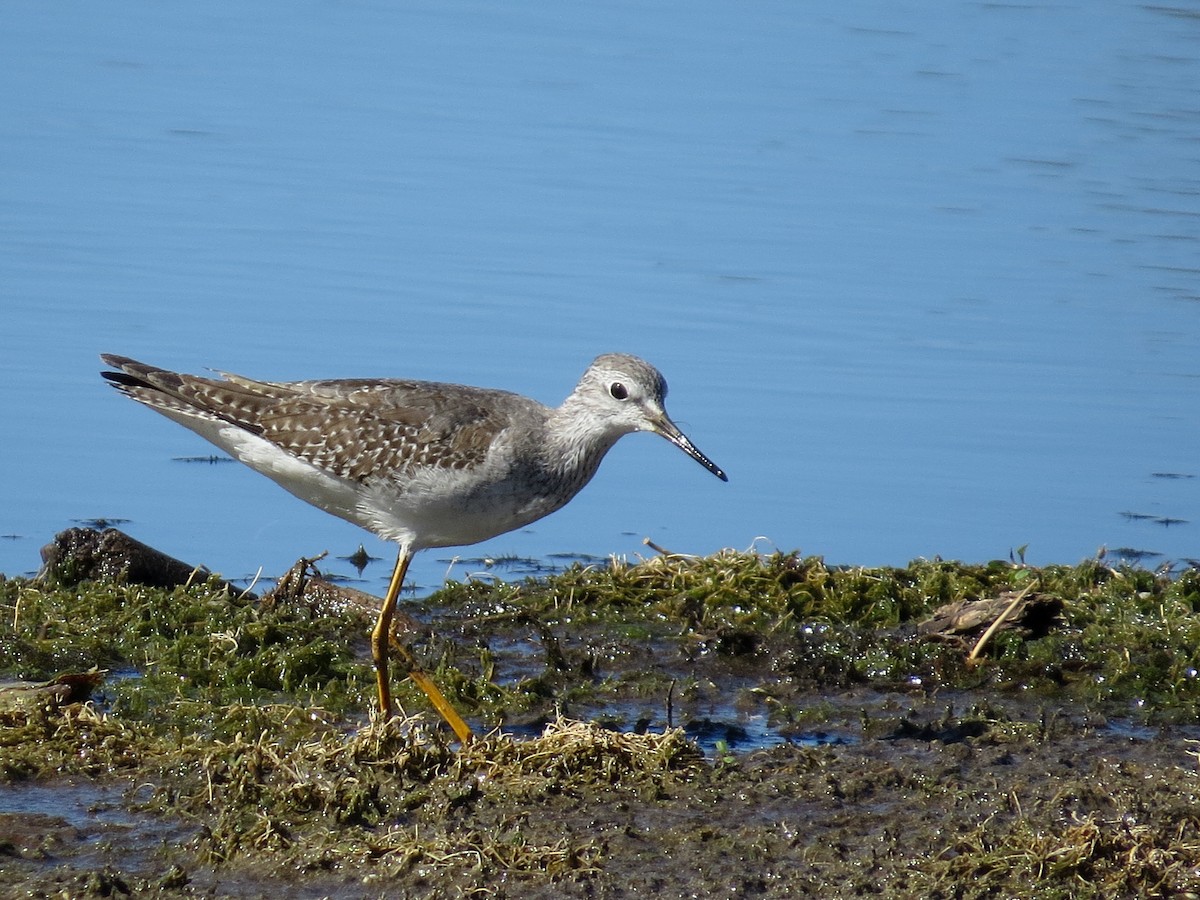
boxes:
[2,2,1197,592]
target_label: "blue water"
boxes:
[2,2,1198,594]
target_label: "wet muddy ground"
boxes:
[2,531,1199,898]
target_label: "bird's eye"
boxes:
[609,382,629,400]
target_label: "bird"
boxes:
[100,352,727,739]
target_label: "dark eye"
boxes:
[609,382,628,400]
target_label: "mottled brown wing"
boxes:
[252,380,509,481]
[101,356,510,482]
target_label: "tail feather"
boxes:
[100,354,242,428]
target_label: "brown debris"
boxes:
[917,589,1064,641]
[262,555,430,647]
[37,527,247,595]
[261,554,410,624]
[0,671,104,715]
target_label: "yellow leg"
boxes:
[371,547,474,743]
[370,547,411,718]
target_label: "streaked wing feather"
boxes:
[102,357,513,481]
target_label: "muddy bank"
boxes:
[1,532,1199,897]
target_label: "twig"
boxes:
[666,678,676,729]
[643,538,673,556]
[967,580,1038,663]
[642,537,700,559]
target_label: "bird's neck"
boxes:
[541,398,625,485]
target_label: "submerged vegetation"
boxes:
[1,543,1199,897]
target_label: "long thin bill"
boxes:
[655,418,728,482]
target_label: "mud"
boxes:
[1,537,1198,898]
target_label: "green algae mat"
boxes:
[2,548,1199,897]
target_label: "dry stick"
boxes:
[967,580,1039,663]
[643,537,700,559]
[643,538,673,556]
[666,678,676,729]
